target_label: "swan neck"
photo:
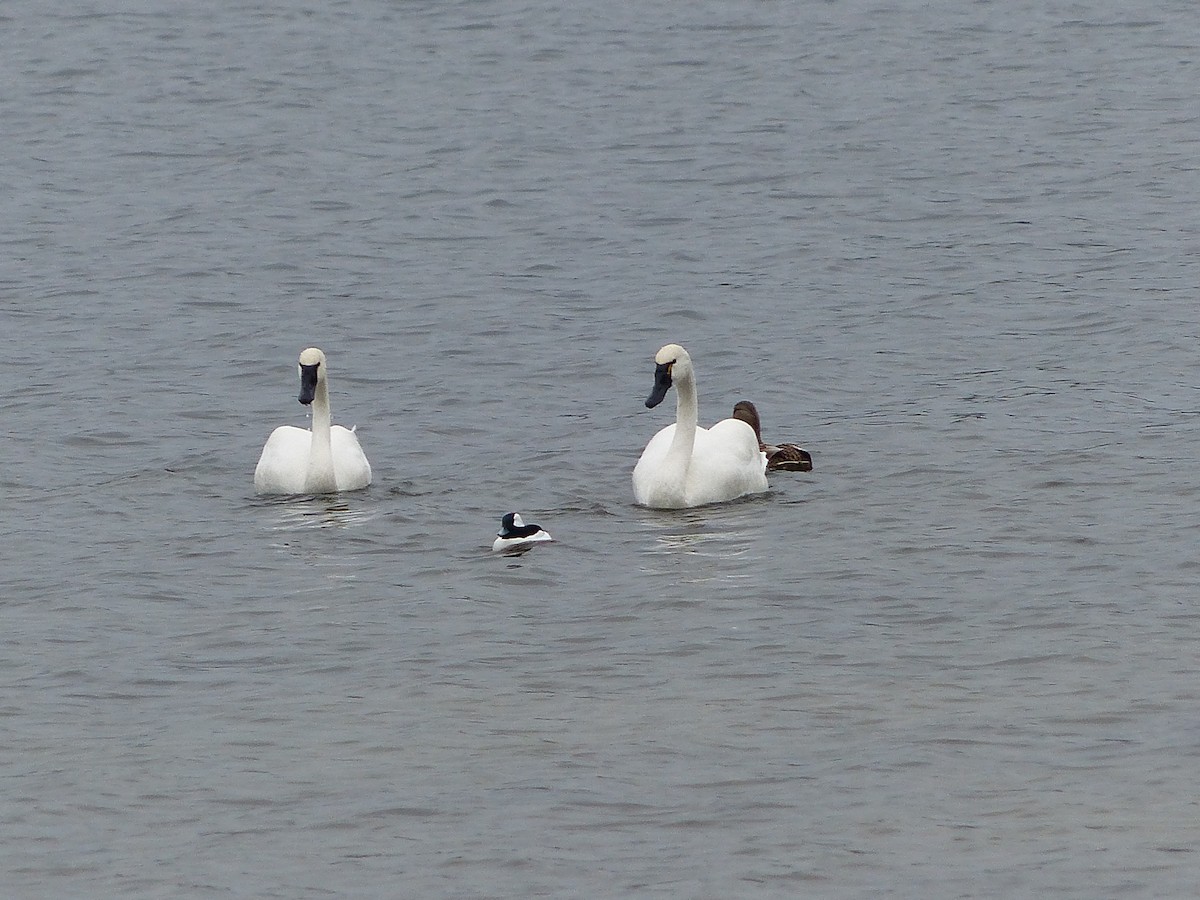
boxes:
[668,369,698,461]
[310,379,332,435]
[305,379,336,491]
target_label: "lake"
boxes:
[3,0,1199,896]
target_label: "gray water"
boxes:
[3,0,1199,896]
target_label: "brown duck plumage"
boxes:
[731,400,813,472]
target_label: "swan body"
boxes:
[492,512,553,551]
[731,400,813,472]
[254,348,372,495]
[632,344,768,509]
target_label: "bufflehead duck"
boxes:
[731,400,813,472]
[492,513,552,551]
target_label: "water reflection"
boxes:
[491,543,539,559]
[650,528,755,558]
[635,512,762,592]
[259,494,379,531]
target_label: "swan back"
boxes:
[632,343,767,508]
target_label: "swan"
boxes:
[632,344,768,508]
[731,400,813,472]
[492,512,553,551]
[254,347,372,495]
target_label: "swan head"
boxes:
[646,343,691,408]
[297,347,327,405]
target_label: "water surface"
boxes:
[3,1,1199,896]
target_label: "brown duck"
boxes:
[731,400,813,472]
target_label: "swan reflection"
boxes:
[263,495,378,531]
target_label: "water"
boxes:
[3,0,1199,896]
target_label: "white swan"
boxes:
[254,347,372,495]
[632,344,768,508]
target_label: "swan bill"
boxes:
[645,361,673,408]
[298,362,320,405]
